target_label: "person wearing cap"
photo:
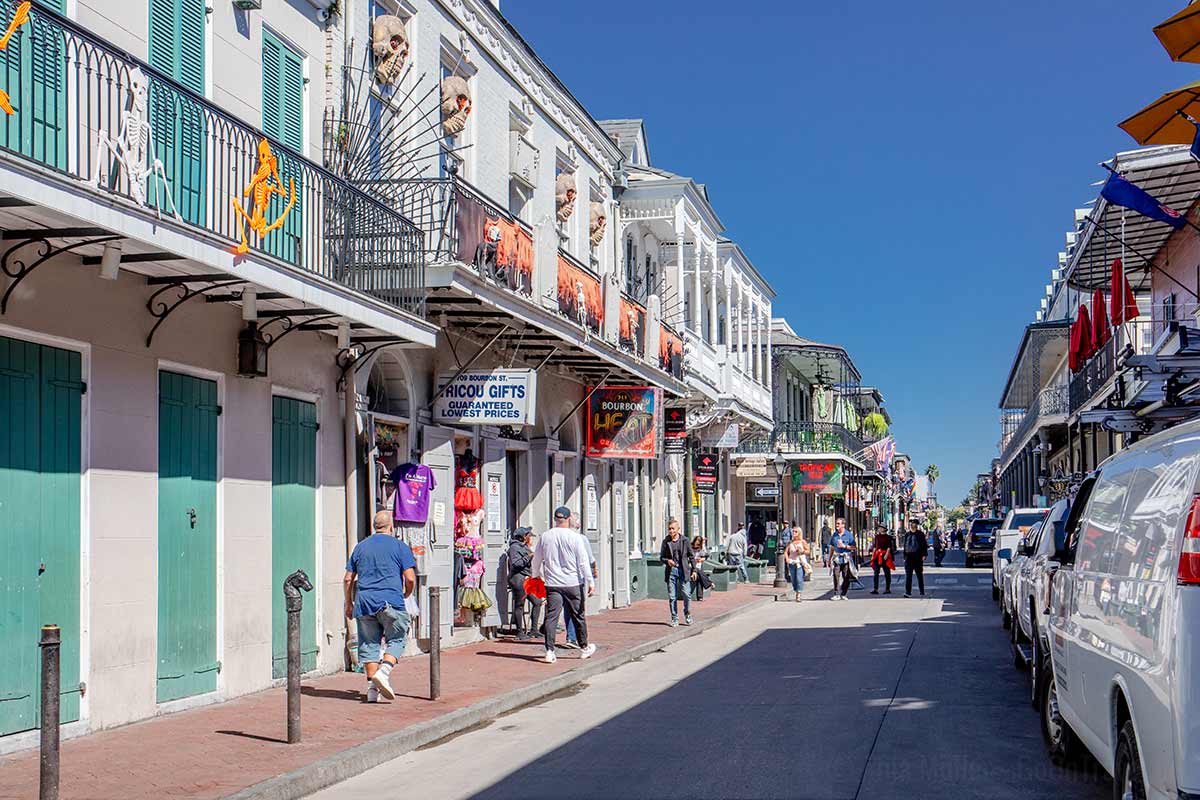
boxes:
[506,527,542,641]
[531,506,596,663]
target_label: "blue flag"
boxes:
[1100,171,1188,229]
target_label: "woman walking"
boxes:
[784,529,809,601]
[691,536,715,599]
[869,523,896,594]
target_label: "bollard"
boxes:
[283,569,313,745]
[39,625,61,800]
[429,586,441,701]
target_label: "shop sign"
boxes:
[664,406,687,455]
[792,461,843,494]
[585,386,660,459]
[735,457,767,478]
[701,422,740,449]
[746,482,780,502]
[694,451,718,496]
[586,484,599,530]
[433,369,536,425]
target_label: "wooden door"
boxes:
[271,396,317,678]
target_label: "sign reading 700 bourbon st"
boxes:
[663,406,687,454]
[585,386,662,458]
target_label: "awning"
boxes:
[998,321,1070,409]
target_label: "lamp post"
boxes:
[772,451,788,589]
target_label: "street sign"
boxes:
[694,451,718,495]
[746,482,779,502]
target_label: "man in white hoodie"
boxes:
[532,506,596,664]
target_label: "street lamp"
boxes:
[772,451,788,589]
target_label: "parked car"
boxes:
[965,517,1002,569]
[1001,519,1041,632]
[1043,424,1200,800]
[993,507,1050,601]
[1024,497,1074,710]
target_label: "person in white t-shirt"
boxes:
[531,506,596,664]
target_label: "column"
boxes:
[723,273,733,352]
[674,215,685,329]
[754,301,764,381]
[692,243,702,334]
[765,306,772,391]
[708,249,719,345]
[738,286,748,372]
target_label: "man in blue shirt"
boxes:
[344,510,417,702]
[829,517,856,600]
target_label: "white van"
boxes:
[1044,422,1200,800]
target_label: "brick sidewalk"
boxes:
[0,582,776,800]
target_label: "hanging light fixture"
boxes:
[237,321,269,378]
[241,286,258,321]
[99,241,122,280]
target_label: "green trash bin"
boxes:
[644,557,669,600]
[628,556,648,604]
[746,558,767,583]
[705,564,733,592]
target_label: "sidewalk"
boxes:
[0,582,777,800]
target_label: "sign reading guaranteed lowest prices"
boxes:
[433,369,536,425]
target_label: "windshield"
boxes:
[969,520,1001,535]
[1008,511,1048,529]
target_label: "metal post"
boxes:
[773,473,787,589]
[283,570,312,745]
[39,625,60,800]
[429,587,441,701]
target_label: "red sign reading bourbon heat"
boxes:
[585,386,661,459]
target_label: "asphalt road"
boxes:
[308,553,1111,800]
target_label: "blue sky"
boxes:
[505,0,1187,506]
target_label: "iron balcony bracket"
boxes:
[261,312,339,351]
[335,339,408,391]
[1,231,123,314]
[144,276,248,347]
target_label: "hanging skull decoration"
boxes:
[555,173,577,223]
[589,202,606,247]
[440,76,472,136]
[372,15,409,86]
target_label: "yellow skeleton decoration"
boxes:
[0,2,32,116]
[232,138,297,255]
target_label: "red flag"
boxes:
[1110,258,1141,326]
[1078,303,1095,361]
[1092,288,1111,348]
[1069,317,1081,372]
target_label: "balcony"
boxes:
[1068,319,1155,412]
[1000,385,1067,466]
[0,4,424,318]
[734,421,866,461]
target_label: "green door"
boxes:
[271,396,317,678]
[0,0,68,170]
[0,334,82,736]
[156,371,218,703]
[260,29,304,266]
[148,0,207,224]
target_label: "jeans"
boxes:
[786,562,805,592]
[834,562,853,596]
[544,584,587,652]
[934,548,945,567]
[356,604,411,663]
[668,568,691,620]
[873,564,892,592]
[905,560,925,595]
[728,556,749,583]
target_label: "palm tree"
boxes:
[925,464,940,486]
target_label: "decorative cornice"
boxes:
[435,0,623,178]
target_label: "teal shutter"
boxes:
[0,334,81,736]
[260,29,303,265]
[156,371,219,703]
[271,396,318,678]
[0,0,68,169]
[148,0,207,224]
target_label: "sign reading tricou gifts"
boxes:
[433,369,536,425]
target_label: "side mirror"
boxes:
[997,547,1012,561]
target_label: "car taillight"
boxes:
[1179,496,1200,586]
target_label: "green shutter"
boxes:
[0,334,81,736]
[148,0,207,224]
[0,0,68,169]
[271,396,318,678]
[156,371,218,703]
[260,29,303,266]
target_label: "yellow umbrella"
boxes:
[1119,81,1200,145]
[1155,3,1200,63]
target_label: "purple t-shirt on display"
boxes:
[390,463,436,523]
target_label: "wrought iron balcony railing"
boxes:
[1000,385,1068,465]
[1068,319,1155,412]
[735,421,866,459]
[0,1,423,316]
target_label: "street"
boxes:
[308,556,1110,800]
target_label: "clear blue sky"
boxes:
[505,0,1186,506]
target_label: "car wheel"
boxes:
[1114,721,1147,800]
[965,557,973,568]
[1042,665,1080,766]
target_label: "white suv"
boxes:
[1044,422,1200,799]
[993,507,1049,601]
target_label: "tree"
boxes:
[925,464,940,485]
[946,505,968,528]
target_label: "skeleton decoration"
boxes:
[440,76,472,136]
[555,173,576,223]
[93,66,180,219]
[231,138,298,255]
[0,2,30,115]
[574,280,587,329]
[589,202,606,247]
[372,15,409,86]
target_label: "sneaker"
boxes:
[543,649,557,664]
[561,639,580,650]
[904,593,912,598]
[869,590,879,595]
[669,618,679,627]
[830,595,838,601]
[684,614,693,626]
[366,684,379,703]
[371,666,396,701]
[884,589,892,594]
[579,643,596,659]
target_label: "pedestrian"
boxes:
[829,517,856,600]
[784,528,809,602]
[691,536,715,599]
[531,506,596,664]
[933,527,946,567]
[727,523,750,582]
[563,517,597,649]
[344,510,417,702]
[819,520,833,567]
[659,518,696,626]
[506,527,543,641]
[902,519,928,598]
[869,523,895,595]
[748,518,767,559]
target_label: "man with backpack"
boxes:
[902,519,928,597]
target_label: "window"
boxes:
[1075,462,1135,573]
[1165,293,1177,323]
[148,0,207,224]
[555,155,575,249]
[508,106,536,222]
[261,29,305,264]
[439,53,472,180]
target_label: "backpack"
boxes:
[904,532,922,555]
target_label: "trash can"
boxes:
[644,557,669,600]
[628,556,648,604]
